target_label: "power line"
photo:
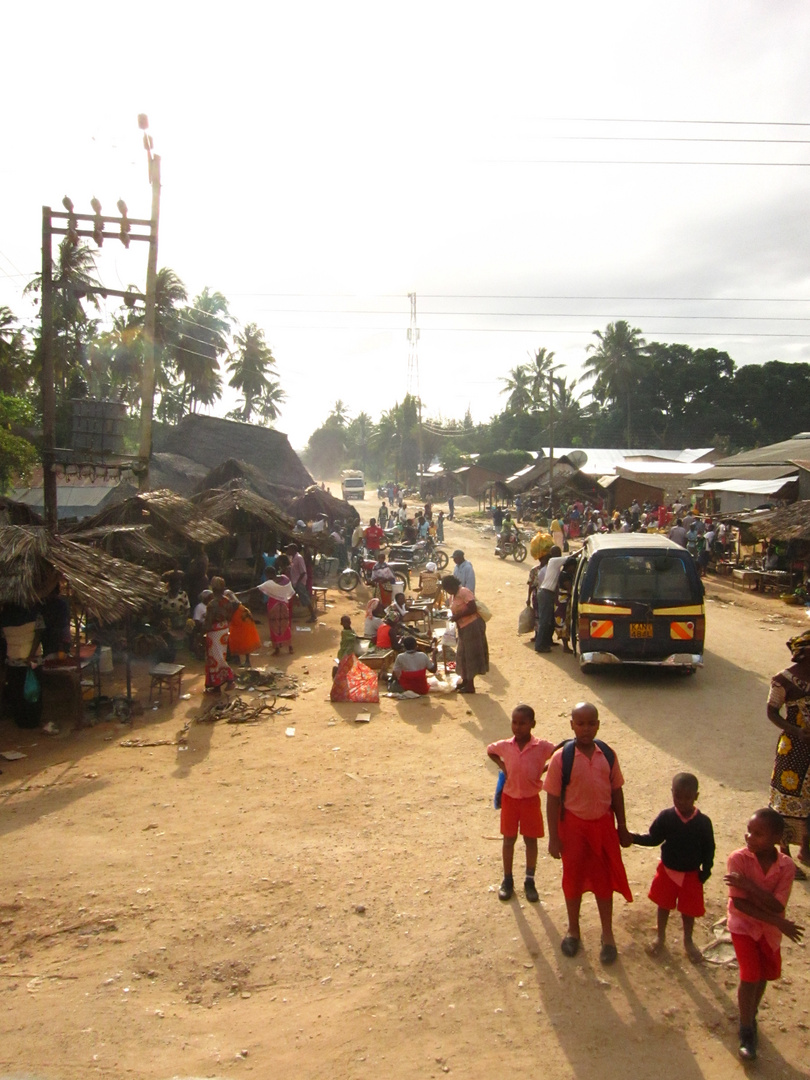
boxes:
[486,159,810,166]
[534,117,810,127]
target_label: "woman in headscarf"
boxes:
[203,577,239,693]
[257,566,296,655]
[767,628,810,878]
[441,575,488,694]
[226,590,262,667]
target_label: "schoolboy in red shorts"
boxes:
[487,704,555,904]
[545,702,632,965]
[725,807,804,1061]
[631,772,715,963]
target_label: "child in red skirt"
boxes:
[545,702,632,965]
[487,704,555,904]
[725,807,804,1061]
[630,772,715,963]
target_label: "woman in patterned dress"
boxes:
[203,577,239,693]
[767,629,810,878]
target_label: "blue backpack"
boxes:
[559,738,615,820]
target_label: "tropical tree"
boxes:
[346,410,374,473]
[330,400,350,428]
[226,323,284,424]
[583,320,647,446]
[499,365,533,414]
[527,346,560,411]
[25,239,102,397]
[175,287,231,413]
[0,306,32,396]
[0,394,38,492]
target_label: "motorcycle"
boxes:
[387,537,449,571]
[337,551,411,593]
[494,533,527,561]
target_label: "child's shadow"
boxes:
[511,901,708,1080]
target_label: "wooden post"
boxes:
[41,207,57,532]
[137,154,161,491]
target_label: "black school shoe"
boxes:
[498,876,514,901]
[738,1025,756,1061]
[524,878,539,903]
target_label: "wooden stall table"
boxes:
[40,644,100,722]
[312,586,328,612]
[731,569,758,592]
[148,663,185,704]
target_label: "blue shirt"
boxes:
[453,560,475,593]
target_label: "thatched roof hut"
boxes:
[0,526,164,624]
[0,497,44,526]
[193,485,295,537]
[159,415,314,493]
[743,501,810,542]
[285,485,360,526]
[74,489,227,551]
[194,459,287,505]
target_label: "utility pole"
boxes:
[548,370,555,511]
[137,114,161,491]
[407,292,423,493]
[40,211,56,532]
[39,190,150,529]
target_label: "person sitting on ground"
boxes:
[390,635,438,695]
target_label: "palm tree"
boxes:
[330,400,350,427]
[0,306,31,396]
[25,239,102,396]
[226,323,281,423]
[583,320,647,446]
[527,346,559,411]
[175,287,231,413]
[347,410,374,473]
[499,364,532,414]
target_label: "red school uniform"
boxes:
[487,735,555,839]
[727,847,795,982]
[544,743,632,902]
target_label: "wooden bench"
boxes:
[149,663,185,704]
[731,569,758,592]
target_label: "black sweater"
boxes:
[631,808,715,882]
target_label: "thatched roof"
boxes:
[743,501,810,542]
[0,526,165,624]
[66,522,178,563]
[285,485,360,525]
[194,459,289,504]
[160,415,314,491]
[0,497,44,526]
[75,489,227,547]
[192,485,296,536]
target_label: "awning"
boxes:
[689,477,797,495]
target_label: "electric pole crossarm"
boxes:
[51,210,152,227]
[52,228,151,243]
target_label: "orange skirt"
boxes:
[228,606,262,655]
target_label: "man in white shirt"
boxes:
[535,547,565,653]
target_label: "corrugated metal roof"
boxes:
[693,465,798,483]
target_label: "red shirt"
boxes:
[364,525,385,551]
[727,847,795,950]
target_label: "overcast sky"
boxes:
[3,1,809,449]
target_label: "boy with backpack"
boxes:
[544,702,632,964]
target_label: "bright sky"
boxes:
[3,1,810,450]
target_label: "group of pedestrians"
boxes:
[486,700,804,1062]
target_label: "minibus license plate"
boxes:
[630,623,653,638]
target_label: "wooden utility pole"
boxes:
[548,370,555,510]
[40,208,57,531]
[137,147,161,491]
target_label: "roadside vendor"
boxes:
[391,636,438,695]
[0,602,45,729]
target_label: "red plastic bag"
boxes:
[330,654,380,703]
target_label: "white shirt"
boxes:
[539,556,567,592]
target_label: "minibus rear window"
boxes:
[591,555,694,604]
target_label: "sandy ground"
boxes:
[0,511,808,1080]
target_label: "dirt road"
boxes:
[0,514,808,1080]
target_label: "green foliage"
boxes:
[226,323,284,424]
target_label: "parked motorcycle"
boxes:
[337,552,411,593]
[387,538,449,571]
[494,535,527,561]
